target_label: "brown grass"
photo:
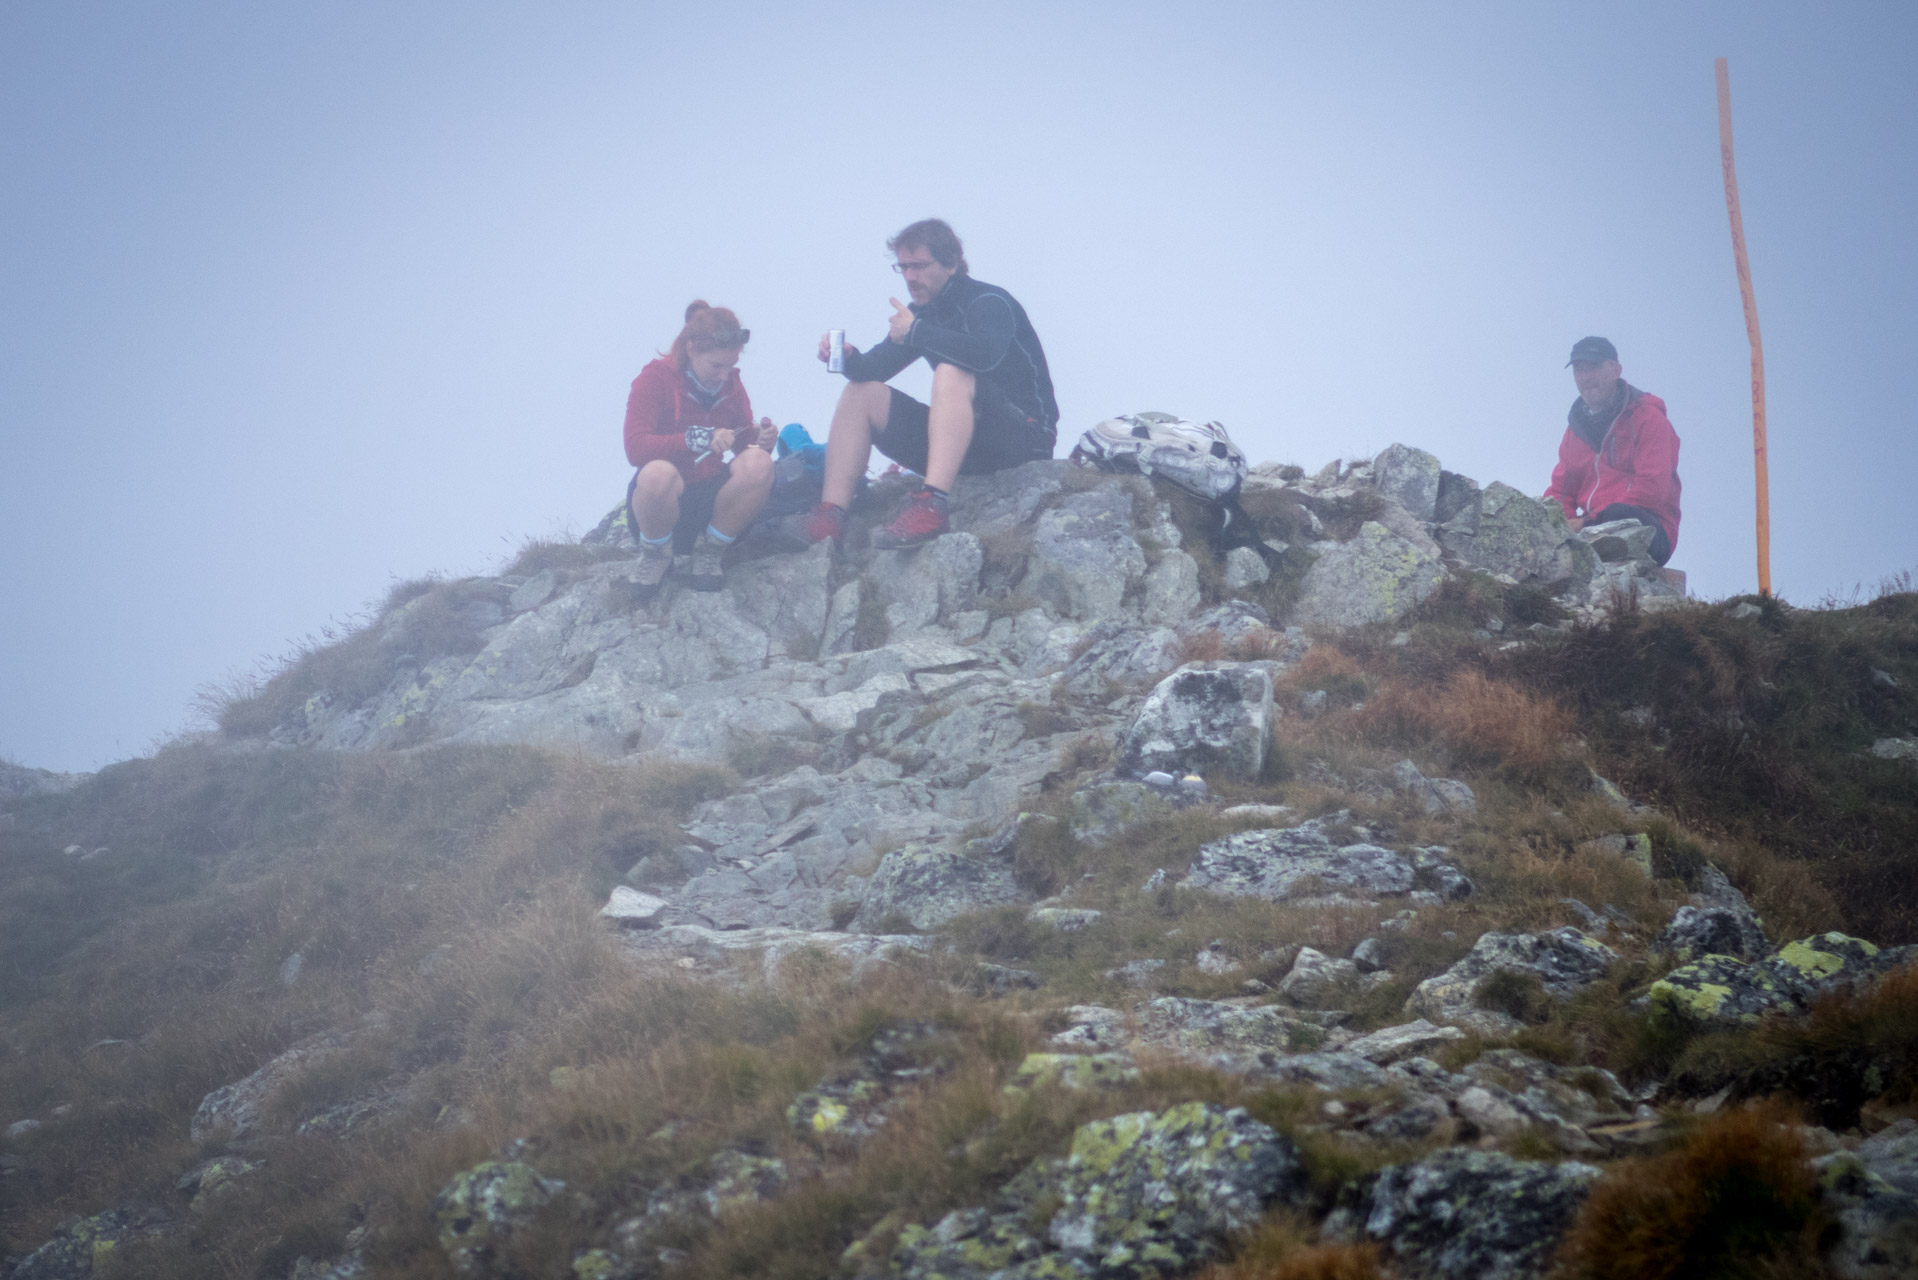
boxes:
[1352,669,1575,782]
[1552,1102,1832,1280]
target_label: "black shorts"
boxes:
[871,383,1055,477]
[626,469,727,553]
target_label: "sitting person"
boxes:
[623,301,775,598]
[1543,335,1682,565]
[775,218,1059,551]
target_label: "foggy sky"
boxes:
[4,1,1914,773]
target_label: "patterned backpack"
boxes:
[1069,412,1248,502]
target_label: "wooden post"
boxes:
[1716,57,1771,596]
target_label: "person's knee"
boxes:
[931,363,976,401]
[730,448,773,490]
[634,460,681,498]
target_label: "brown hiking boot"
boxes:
[631,540,672,602]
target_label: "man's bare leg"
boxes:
[821,381,892,509]
[710,447,773,537]
[922,363,976,492]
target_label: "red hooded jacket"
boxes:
[623,356,755,484]
[1544,385,1682,555]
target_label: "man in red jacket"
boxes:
[1543,336,1682,565]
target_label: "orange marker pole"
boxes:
[1716,57,1771,596]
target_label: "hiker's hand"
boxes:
[756,417,777,449]
[1565,515,1586,532]
[887,298,914,343]
[709,428,736,455]
[817,333,832,363]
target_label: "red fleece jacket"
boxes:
[1544,388,1683,555]
[622,356,755,484]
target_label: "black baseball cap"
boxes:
[1566,336,1618,366]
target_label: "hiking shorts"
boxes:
[872,382,1055,477]
[625,468,728,553]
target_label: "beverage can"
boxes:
[827,329,845,373]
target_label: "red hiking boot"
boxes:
[771,501,845,551]
[871,490,950,550]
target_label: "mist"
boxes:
[4,0,1914,772]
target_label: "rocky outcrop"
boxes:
[889,1102,1305,1279]
[9,1206,175,1280]
[433,1160,566,1276]
[1407,928,1618,1036]
[1648,932,1918,1032]
[1182,816,1414,903]
[1362,1149,1599,1280]
[1818,1120,1918,1280]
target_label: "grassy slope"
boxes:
[0,588,1913,1279]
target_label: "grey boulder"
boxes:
[1117,661,1276,781]
[1364,1149,1599,1280]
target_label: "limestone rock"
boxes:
[1026,486,1147,620]
[1871,737,1918,764]
[1221,545,1271,590]
[1344,1019,1468,1065]
[1654,904,1768,963]
[849,841,1024,932]
[1183,822,1414,903]
[10,1206,175,1280]
[1818,1120,1918,1280]
[1277,947,1361,1008]
[1364,1149,1599,1280]
[1053,620,1183,696]
[1372,443,1442,521]
[1117,662,1276,780]
[1293,521,1447,628]
[1391,759,1477,815]
[1434,469,1481,529]
[1648,932,1917,1032]
[600,886,667,926]
[1132,997,1322,1061]
[1037,1103,1305,1272]
[433,1161,565,1277]
[1005,1052,1142,1094]
[1579,518,1657,564]
[1139,550,1202,625]
[191,1021,380,1144]
[787,1022,958,1142]
[866,533,982,634]
[1407,928,1618,1036]
[1069,780,1175,845]
[1443,482,1596,594]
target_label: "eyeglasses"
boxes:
[891,260,940,274]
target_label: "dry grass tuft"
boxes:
[1553,1102,1832,1280]
[1353,669,1575,782]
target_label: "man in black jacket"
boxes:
[775,219,1059,550]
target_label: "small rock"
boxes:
[1344,1019,1468,1065]
[1028,907,1102,932]
[1005,1052,1141,1094]
[1654,904,1769,962]
[1279,947,1361,1008]
[600,886,668,926]
[1870,737,1918,763]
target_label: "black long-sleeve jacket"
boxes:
[840,273,1059,435]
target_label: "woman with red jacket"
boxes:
[624,301,775,599]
